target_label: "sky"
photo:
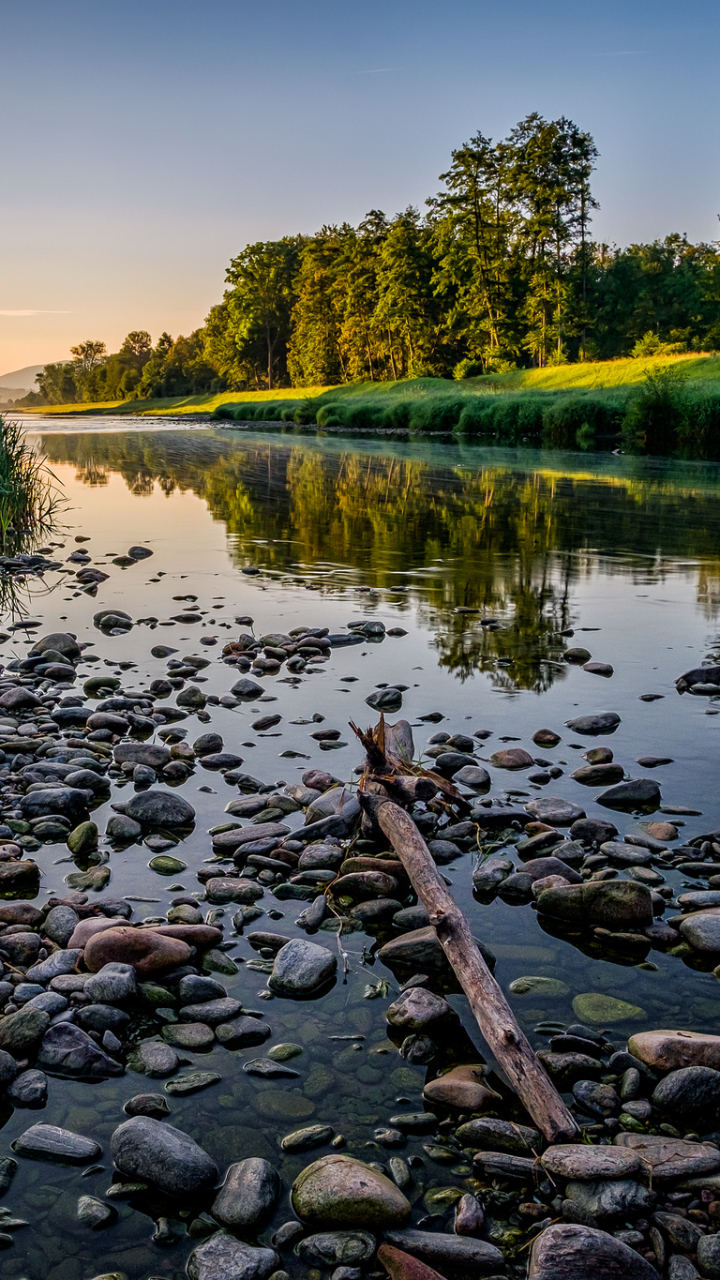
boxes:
[1,0,719,376]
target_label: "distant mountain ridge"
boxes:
[0,363,57,394]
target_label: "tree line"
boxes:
[22,112,720,405]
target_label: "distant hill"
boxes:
[0,364,54,396]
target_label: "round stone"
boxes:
[292,1154,411,1229]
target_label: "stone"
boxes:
[528,1222,659,1279]
[489,748,534,769]
[629,1029,720,1072]
[123,1093,170,1118]
[571,993,646,1024]
[536,880,653,930]
[179,998,242,1026]
[67,820,99,855]
[452,765,490,788]
[231,678,265,699]
[31,631,82,660]
[7,1068,47,1105]
[281,1125,335,1152]
[212,1158,280,1229]
[525,797,586,825]
[205,877,263,905]
[572,1080,620,1117]
[386,988,455,1031]
[26,948,83,983]
[114,742,172,770]
[268,939,337,997]
[571,763,625,786]
[565,1178,652,1219]
[422,1064,500,1111]
[378,925,495,974]
[162,1023,215,1051]
[542,1144,642,1180]
[0,1008,49,1056]
[533,729,561,747]
[697,1236,720,1280]
[455,1117,540,1155]
[187,1232,279,1280]
[652,1211,704,1253]
[133,1039,180,1078]
[565,713,621,736]
[12,1123,101,1164]
[77,1194,117,1229]
[122,787,195,827]
[652,1065,720,1118]
[84,926,192,975]
[84,962,137,1004]
[597,779,661,810]
[292,1154,411,1229]
[680,913,720,953]
[106,814,142,842]
[614,1132,720,1180]
[111,1116,217,1195]
[377,1244,446,1280]
[215,1017,272,1049]
[44,904,81,946]
[297,1232,375,1267]
[383,1230,503,1273]
[38,1023,124,1078]
[19,787,89,822]
[509,976,570,998]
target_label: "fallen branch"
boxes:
[360,790,579,1144]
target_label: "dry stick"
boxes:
[360,791,579,1144]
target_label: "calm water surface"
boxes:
[4,419,720,1280]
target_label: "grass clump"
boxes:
[0,417,62,549]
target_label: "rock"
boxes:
[114,742,171,770]
[268,939,337,997]
[584,662,613,677]
[77,1194,117,1229]
[528,1222,659,1279]
[525,797,586,825]
[454,1192,484,1236]
[571,763,625,786]
[124,1093,170,1118]
[7,1068,47,1105]
[84,926,192,975]
[697,1236,720,1280]
[31,631,82,660]
[44,904,81,946]
[422,1064,500,1111]
[629,1029,720,1071]
[67,820,99,855]
[571,993,646,1024]
[106,814,142,842]
[597,779,661,810]
[212,1157,279,1229]
[452,765,490,789]
[668,1258,700,1280]
[565,1178,652,1219]
[162,1023,215,1051]
[281,1125,335,1152]
[542,1145,642,1180]
[26,948,83,983]
[205,877,263,905]
[383,1230,503,1273]
[377,1244,446,1280]
[572,1080,620,1117]
[215,1017,272,1049]
[0,1049,17,1087]
[680,913,720,953]
[366,688,403,711]
[292,1154,411,1229]
[37,1023,124,1078]
[0,1008,50,1056]
[111,1116,217,1195]
[489,748,534,769]
[84,962,138,1004]
[614,1132,720,1180]
[386,988,455,1031]
[231,678,265,699]
[297,1232,376,1267]
[533,729,561,746]
[565,713,621,736]
[133,1039,179,1077]
[378,925,495,974]
[652,1065,720,1119]
[455,1117,539,1154]
[536,880,653,930]
[124,789,195,825]
[179,998,242,1026]
[651,1211,704,1253]
[19,787,89,822]
[12,1123,100,1164]
[187,1232,279,1280]
[509,976,570,998]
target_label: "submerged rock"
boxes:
[12,1123,100,1164]
[292,1154,411,1229]
[536,880,653,930]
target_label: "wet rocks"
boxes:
[525,797,586,825]
[297,1231,376,1267]
[268,939,337,997]
[489,748,534,769]
[536,879,653,929]
[680,912,720,953]
[114,742,171,770]
[614,1132,720,1180]
[212,1157,279,1229]
[37,1023,124,1079]
[378,925,495,974]
[542,1144,642,1180]
[422,1064,500,1111]
[0,1008,50,1056]
[187,1232,279,1280]
[571,993,646,1024]
[629,1029,720,1072]
[565,712,621,735]
[84,926,192,975]
[12,1123,101,1164]
[456,1117,540,1154]
[76,1195,117,1229]
[124,789,195,826]
[84,962,137,1004]
[652,1065,720,1119]
[111,1115,218,1195]
[384,1230,503,1273]
[697,1236,720,1279]
[528,1222,658,1279]
[292,1154,411,1228]
[597,778,661,810]
[385,988,455,1031]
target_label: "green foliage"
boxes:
[621,368,689,454]
[0,417,62,549]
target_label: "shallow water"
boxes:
[4,420,720,1279]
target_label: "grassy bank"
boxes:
[0,417,61,548]
[19,387,330,418]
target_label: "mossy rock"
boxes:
[509,976,571,998]
[572,992,646,1024]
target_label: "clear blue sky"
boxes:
[1,0,718,373]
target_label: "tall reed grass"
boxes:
[0,417,63,549]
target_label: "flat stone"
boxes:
[378,925,495,974]
[7,1069,47,1105]
[114,742,172,770]
[215,1017,272,1049]
[542,1144,642,1180]
[697,1236,720,1280]
[187,1231,279,1280]
[386,988,455,1031]
[629,1029,720,1072]
[525,797,586,825]
[297,1231,376,1267]
[292,1154,411,1229]
[212,1157,279,1229]
[133,1039,180,1078]
[123,1093,170,1117]
[268,939,337,997]
[565,713,621,736]
[377,1244,447,1280]
[384,1230,503,1273]
[37,1023,124,1079]
[179,997,241,1025]
[597,779,661,810]
[614,1132,720,1181]
[510,976,570,998]
[565,1177,652,1219]
[423,1064,500,1111]
[281,1125,335,1152]
[13,1123,100,1164]
[162,1022,214,1050]
[571,993,646,1024]
[111,1115,218,1195]
[489,748,534,769]
[0,1008,50,1056]
[84,926,192,975]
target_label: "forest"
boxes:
[21,112,720,407]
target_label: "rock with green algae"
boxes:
[149,854,187,875]
[292,1153,411,1229]
[509,976,571,998]
[67,821,98,855]
[572,993,646,1024]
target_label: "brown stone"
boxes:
[490,748,534,770]
[614,1132,720,1181]
[645,821,678,841]
[532,730,561,747]
[378,1244,449,1280]
[331,871,398,901]
[542,1144,642,1180]
[148,924,223,948]
[628,1029,720,1072]
[68,917,122,948]
[84,926,192,975]
[422,1064,500,1111]
[0,902,43,926]
[528,1223,659,1280]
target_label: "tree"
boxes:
[224,239,302,389]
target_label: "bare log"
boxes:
[367,773,438,804]
[360,791,579,1144]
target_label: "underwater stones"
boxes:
[84,926,192,975]
[292,1154,411,1229]
[565,712,621,736]
[187,1232,279,1280]
[7,1069,47,1106]
[524,797,585,825]
[281,1125,334,1152]
[111,1115,218,1195]
[528,1223,659,1280]
[629,1029,720,1072]
[162,1023,215,1051]
[13,1123,101,1164]
[536,880,653,930]
[37,1023,123,1079]
[211,1158,279,1230]
[509,976,570,998]
[571,993,646,1024]
[124,789,195,826]
[423,1064,500,1111]
[268,939,337,997]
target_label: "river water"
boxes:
[3,418,720,1280]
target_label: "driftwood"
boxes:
[359,790,579,1144]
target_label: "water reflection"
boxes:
[39,429,720,689]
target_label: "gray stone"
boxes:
[84,962,137,1004]
[528,1223,659,1280]
[212,1157,280,1229]
[383,1230,503,1272]
[124,789,195,826]
[455,1117,540,1155]
[652,1065,720,1119]
[7,1068,46,1105]
[187,1231,279,1280]
[179,997,242,1025]
[565,713,621,736]
[565,1177,652,1219]
[0,1049,17,1086]
[22,991,68,1017]
[231,678,265,699]
[111,1115,218,1195]
[269,939,337,997]
[597,779,661,810]
[680,913,720,954]
[178,975,227,1004]
[106,813,143,841]
[44,904,80,947]
[281,1125,335,1152]
[12,1123,100,1164]
[524,797,586,825]
[297,1233,376,1267]
[37,1023,124,1079]
[292,1154,411,1228]
[697,1235,720,1280]
[133,1038,180,1077]
[668,1257,700,1280]
[0,1008,50,1056]
[19,787,89,821]
[542,1145,642,1180]
[378,925,495,974]
[614,1132,720,1181]
[26,949,83,983]
[77,1194,117,1229]
[386,987,454,1031]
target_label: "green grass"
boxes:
[0,416,63,549]
[20,387,330,418]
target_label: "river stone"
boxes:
[542,1144,642,1180]
[528,1222,658,1280]
[571,763,625,786]
[281,1125,335,1152]
[292,1154,410,1229]
[629,1029,720,1072]
[455,1117,540,1155]
[384,1230,503,1273]
[84,962,137,1004]
[509,976,570,998]
[297,1232,376,1266]
[124,789,195,826]
[565,1177,652,1219]
[697,1236,720,1279]
[597,779,661,810]
[26,948,83,983]
[452,765,490,788]
[680,913,720,953]
[0,1008,50,1056]
[44,904,80,946]
[111,1115,217,1195]
[423,1064,500,1111]
[162,1022,215,1050]
[19,787,89,821]
[77,1194,117,1229]
[536,880,653,929]
[231,678,265,699]
[84,926,192,975]
[114,742,171,770]
[212,1157,279,1229]
[489,748,534,769]
[133,1039,180,1077]
[106,813,143,842]
[572,993,646,1024]
[652,1065,720,1119]
[179,997,242,1025]
[565,713,621,736]
[37,1023,124,1078]
[386,988,455,1030]
[187,1231,279,1280]
[268,939,337,996]
[7,1068,47,1105]
[525,797,586,825]
[378,925,495,974]
[614,1132,720,1181]
[31,631,82,660]
[13,1123,100,1164]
